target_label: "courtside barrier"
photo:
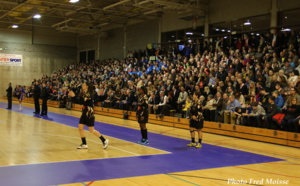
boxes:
[4,97,299,148]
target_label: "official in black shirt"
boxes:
[40,83,50,116]
[6,82,12,109]
[33,81,41,114]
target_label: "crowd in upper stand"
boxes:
[17,30,300,132]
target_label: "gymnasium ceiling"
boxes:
[0,0,207,35]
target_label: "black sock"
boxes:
[199,139,202,144]
[81,137,87,145]
[143,129,148,140]
[100,135,106,143]
[140,129,144,139]
[192,138,195,143]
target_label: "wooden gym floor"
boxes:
[0,99,299,186]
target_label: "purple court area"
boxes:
[0,103,282,186]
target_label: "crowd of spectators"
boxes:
[18,30,300,133]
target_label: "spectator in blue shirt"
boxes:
[224,95,242,124]
[272,90,284,110]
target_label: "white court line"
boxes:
[0,131,170,168]
[35,132,143,156]
[1,111,171,154]
[0,130,141,156]
[0,152,170,168]
[0,130,170,156]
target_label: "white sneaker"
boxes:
[103,139,109,149]
[77,144,88,149]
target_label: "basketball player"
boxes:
[136,86,149,145]
[187,91,204,148]
[77,82,109,149]
[15,85,25,110]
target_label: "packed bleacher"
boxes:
[17,31,300,133]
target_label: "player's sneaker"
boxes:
[138,139,146,144]
[103,139,109,149]
[77,144,88,149]
[141,139,149,145]
[195,143,202,148]
[187,142,196,147]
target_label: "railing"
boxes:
[5,97,300,148]
[73,103,300,148]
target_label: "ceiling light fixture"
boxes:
[186,32,193,35]
[281,28,291,31]
[69,0,79,3]
[12,25,18,28]
[244,20,251,25]
[33,14,41,19]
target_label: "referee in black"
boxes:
[40,82,50,116]
[6,82,12,109]
[33,81,41,114]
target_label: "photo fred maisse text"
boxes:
[227,178,289,185]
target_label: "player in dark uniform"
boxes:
[77,82,109,149]
[187,91,204,148]
[136,86,149,145]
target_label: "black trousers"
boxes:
[41,99,47,115]
[292,118,300,132]
[34,96,40,113]
[242,115,263,127]
[7,96,12,109]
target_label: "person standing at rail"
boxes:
[33,81,41,114]
[40,82,50,116]
[6,82,12,109]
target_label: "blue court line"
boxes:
[0,103,283,186]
